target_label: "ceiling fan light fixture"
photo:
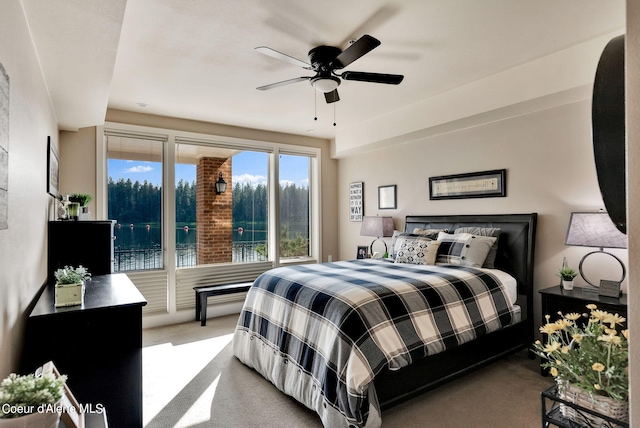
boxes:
[311,76,340,93]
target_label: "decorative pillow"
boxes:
[455,227,501,268]
[389,230,403,259]
[436,232,473,265]
[395,239,441,265]
[461,235,497,268]
[412,228,448,239]
[392,233,433,259]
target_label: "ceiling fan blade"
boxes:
[255,46,312,69]
[324,89,340,104]
[331,35,381,69]
[256,77,310,91]
[341,71,404,84]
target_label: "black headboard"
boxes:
[403,214,537,320]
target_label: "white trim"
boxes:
[95,125,107,219]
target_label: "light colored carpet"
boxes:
[142,314,553,427]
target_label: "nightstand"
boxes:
[540,285,627,321]
[538,285,627,376]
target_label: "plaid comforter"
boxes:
[232,259,516,428]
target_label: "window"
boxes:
[174,142,270,267]
[105,131,166,271]
[279,154,311,261]
[100,124,321,318]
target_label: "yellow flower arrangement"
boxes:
[532,304,629,402]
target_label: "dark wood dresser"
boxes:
[21,274,147,428]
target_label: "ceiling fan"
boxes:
[255,35,404,104]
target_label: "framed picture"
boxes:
[429,169,506,200]
[349,182,363,221]
[39,361,84,428]
[599,280,621,298]
[47,136,59,197]
[378,185,396,209]
[0,63,9,230]
[356,245,368,259]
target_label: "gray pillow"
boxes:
[454,227,501,268]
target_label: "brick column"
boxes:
[196,157,232,264]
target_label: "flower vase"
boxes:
[561,279,574,290]
[0,407,60,428]
[559,382,629,425]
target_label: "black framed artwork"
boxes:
[349,182,363,221]
[47,136,60,197]
[429,169,506,200]
[378,185,396,209]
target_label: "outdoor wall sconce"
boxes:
[215,172,227,194]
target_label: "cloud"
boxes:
[234,173,267,186]
[125,165,153,173]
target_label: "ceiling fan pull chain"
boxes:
[333,103,336,126]
[314,90,318,121]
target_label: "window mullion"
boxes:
[270,151,280,266]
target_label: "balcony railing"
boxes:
[114,241,268,271]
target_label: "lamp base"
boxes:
[578,249,626,288]
[370,238,388,258]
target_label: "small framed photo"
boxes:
[378,185,396,209]
[356,245,368,259]
[599,280,621,298]
[47,136,60,197]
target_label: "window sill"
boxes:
[278,257,317,266]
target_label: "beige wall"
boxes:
[60,127,97,218]
[0,1,59,377]
[338,99,628,332]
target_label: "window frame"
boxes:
[97,123,322,269]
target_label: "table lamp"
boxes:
[564,211,627,289]
[360,216,394,257]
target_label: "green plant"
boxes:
[54,265,91,284]
[532,305,628,401]
[0,372,67,418]
[558,266,578,281]
[68,193,92,206]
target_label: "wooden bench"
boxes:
[194,282,252,326]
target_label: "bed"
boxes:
[233,213,537,428]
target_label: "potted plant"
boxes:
[0,370,67,427]
[68,193,91,207]
[53,265,91,307]
[532,305,629,425]
[558,266,578,290]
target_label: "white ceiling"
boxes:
[23,0,625,143]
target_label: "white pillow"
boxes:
[395,239,441,265]
[462,235,498,267]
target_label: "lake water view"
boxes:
[112,222,268,270]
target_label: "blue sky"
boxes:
[108,151,309,187]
